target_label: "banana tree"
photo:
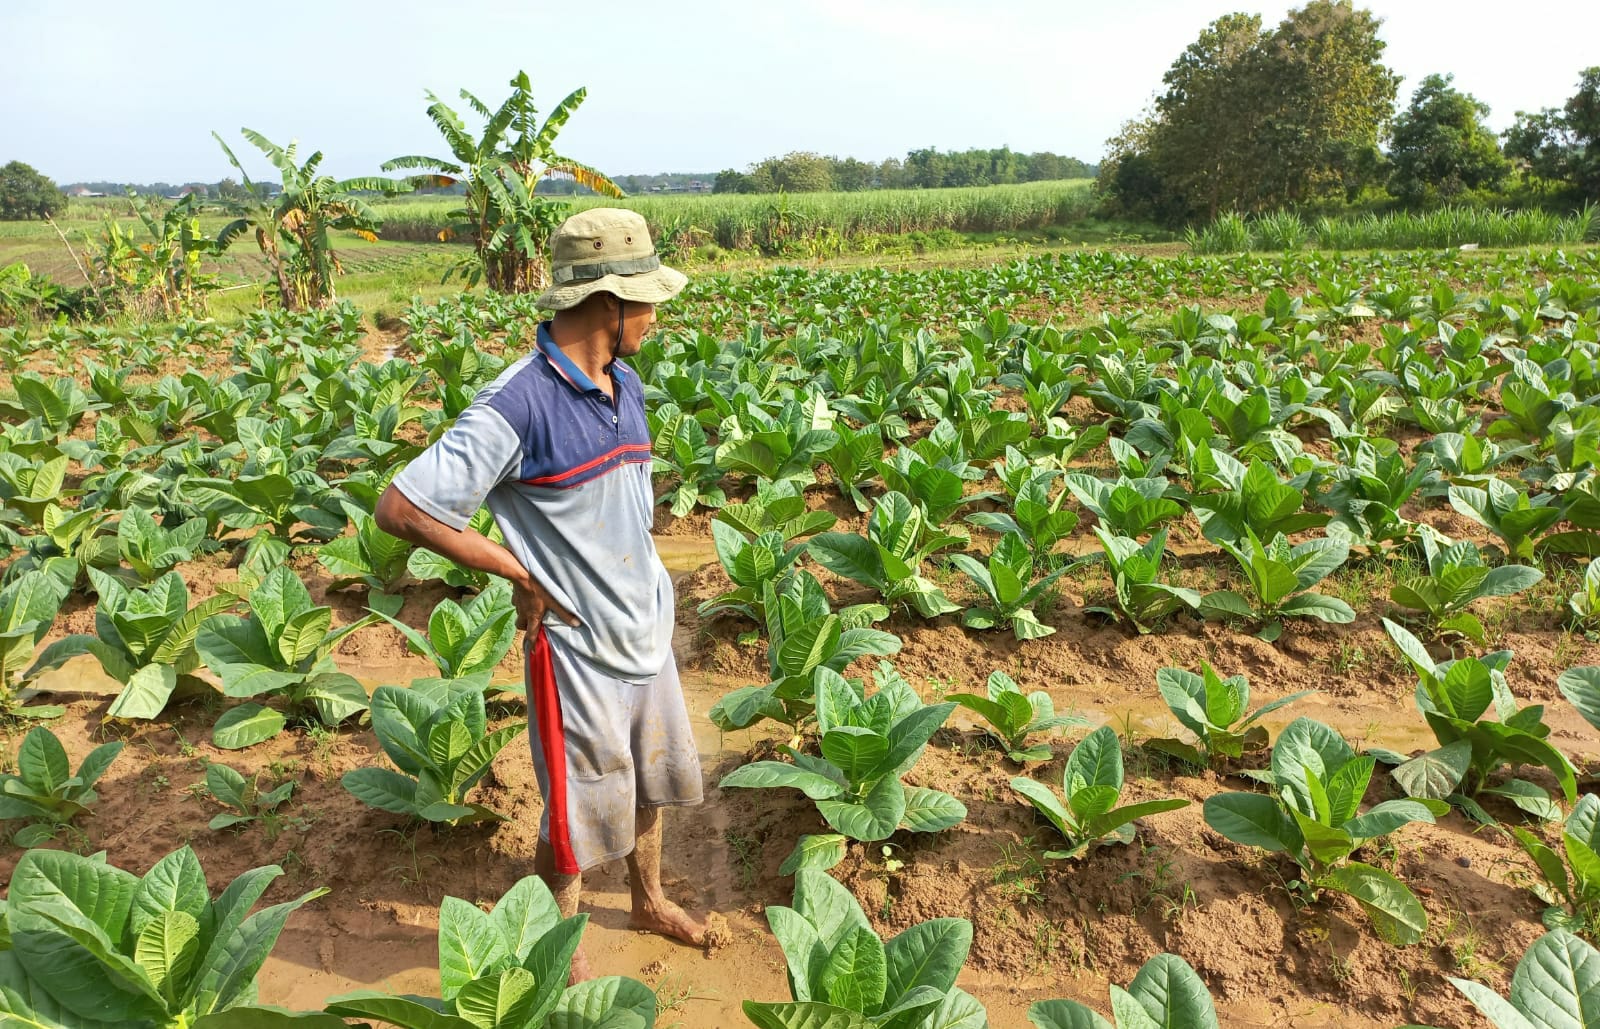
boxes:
[384,72,622,292]
[214,129,406,311]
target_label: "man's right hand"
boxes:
[513,573,581,631]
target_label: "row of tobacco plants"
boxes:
[2,244,1600,1025]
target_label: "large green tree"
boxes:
[0,161,65,220]
[1100,1,1399,224]
[1504,67,1600,196]
[1387,74,1510,203]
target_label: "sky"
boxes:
[3,0,1597,185]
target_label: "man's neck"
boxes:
[546,318,615,393]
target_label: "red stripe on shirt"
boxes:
[521,443,653,486]
[528,627,579,875]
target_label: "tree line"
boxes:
[711,147,1098,194]
[1100,0,1599,227]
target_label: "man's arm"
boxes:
[375,483,579,629]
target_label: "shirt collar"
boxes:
[537,321,615,395]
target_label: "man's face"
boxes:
[617,300,657,357]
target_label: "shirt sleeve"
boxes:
[391,402,523,530]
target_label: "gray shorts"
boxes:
[524,627,703,873]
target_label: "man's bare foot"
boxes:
[568,946,595,985]
[630,896,707,947]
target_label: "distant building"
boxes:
[66,186,106,197]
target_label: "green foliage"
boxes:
[27,568,234,720]
[808,492,963,618]
[1510,794,1600,940]
[720,666,965,854]
[0,726,123,846]
[1448,478,1563,564]
[0,845,334,1026]
[1145,663,1314,768]
[342,686,526,825]
[196,567,375,749]
[700,521,808,626]
[1438,929,1600,1029]
[0,161,65,220]
[214,129,406,311]
[1108,3,1399,223]
[649,402,726,516]
[708,575,900,735]
[0,570,70,717]
[116,508,206,583]
[1085,528,1202,633]
[325,875,654,1028]
[1203,717,1440,944]
[382,72,621,293]
[949,533,1072,639]
[1388,74,1511,202]
[1205,531,1354,642]
[1029,953,1219,1029]
[1381,618,1576,820]
[1388,531,1542,643]
[744,869,986,1029]
[966,459,1080,567]
[1503,66,1600,195]
[370,579,516,693]
[1011,726,1188,860]
[204,763,296,832]
[946,670,1087,763]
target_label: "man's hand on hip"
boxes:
[513,572,581,630]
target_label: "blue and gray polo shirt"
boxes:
[392,322,672,683]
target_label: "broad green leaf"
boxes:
[780,835,848,876]
[1323,861,1427,946]
[437,896,509,1001]
[720,761,847,801]
[211,704,286,750]
[107,664,178,721]
[884,918,972,1000]
[1122,952,1219,1029]
[818,775,905,842]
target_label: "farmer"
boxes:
[375,208,705,980]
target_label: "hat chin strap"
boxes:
[614,299,626,362]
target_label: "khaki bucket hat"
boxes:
[535,207,687,311]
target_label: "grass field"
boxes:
[368,179,1099,251]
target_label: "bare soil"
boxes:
[10,524,1597,1029]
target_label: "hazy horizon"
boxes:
[3,0,1597,185]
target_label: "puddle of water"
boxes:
[653,534,719,582]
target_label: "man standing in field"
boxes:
[375,208,706,980]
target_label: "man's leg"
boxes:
[626,806,706,944]
[535,838,592,983]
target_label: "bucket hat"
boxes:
[535,207,687,311]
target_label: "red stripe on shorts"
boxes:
[528,627,579,875]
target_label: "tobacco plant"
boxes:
[28,568,234,720]
[719,666,966,859]
[1011,725,1188,859]
[1144,663,1313,768]
[0,845,335,1027]
[325,874,658,1027]
[946,670,1086,763]
[1380,619,1576,821]
[1029,953,1219,1029]
[342,685,526,825]
[743,870,987,1029]
[196,566,376,748]
[0,726,124,846]
[1204,717,1440,944]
